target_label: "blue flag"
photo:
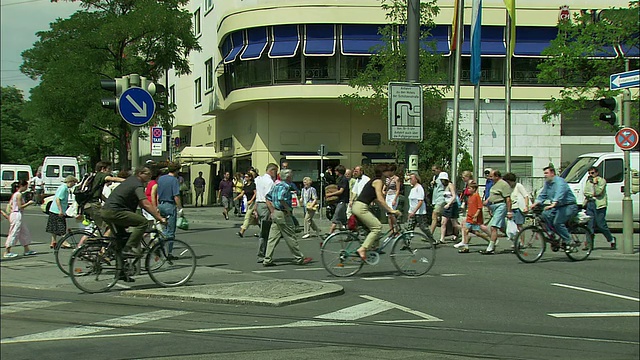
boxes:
[470,0,482,85]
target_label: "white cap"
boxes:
[437,172,449,181]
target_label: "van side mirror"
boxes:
[632,170,639,195]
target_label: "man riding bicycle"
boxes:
[353,163,401,261]
[530,166,578,252]
[101,166,166,257]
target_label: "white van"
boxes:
[0,164,33,198]
[41,156,80,195]
[561,151,640,224]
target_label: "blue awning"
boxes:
[240,27,269,61]
[224,31,245,64]
[341,24,384,56]
[304,24,336,56]
[420,25,451,55]
[221,36,232,61]
[620,43,639,58]
[269,25,300,58]
[514,26,557,57]
[461,25,505,56]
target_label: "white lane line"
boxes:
[189,320,354,333]
[315,299,392,321]
[362,277,394,281]
[0,309,188,344]
[114,283,132,289]
[360,295,442,322]
[1,331,168,344]
[549,312,640,318]
[294,267,325,271]
[440,274,466,277]
[1,301,69,315]
[321,279,353,282]
[552,283,640,302]
[251,270,285,274]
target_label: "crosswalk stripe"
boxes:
[1,301,69,315]
[1,309,188,344]
[252,270,285,273]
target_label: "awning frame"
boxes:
[303,24,336,56]
[223,31,246,64]
[269,25,301,59]
[240,27,269,61]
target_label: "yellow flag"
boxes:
[451,0,459,51]
[503,0,516,57]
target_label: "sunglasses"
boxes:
[588,171,596,175]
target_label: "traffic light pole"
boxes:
[405,0,420,178]
[621,88,633,255]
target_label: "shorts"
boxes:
[442,202,460,219]
[432,203,444,215]
[512,208,525,225]
[488,203,507,229]
[84,202,105,228]
[221,195,233,210]
[331,202,347,225]
[385,194,398,211]
[465,222,482,232]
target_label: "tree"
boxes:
[341,0,468,173]
[537,1,639,126]
[1,86,29,165]
[20,0,201,169]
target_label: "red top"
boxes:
[466,193,483,225]
[145,180,158,203]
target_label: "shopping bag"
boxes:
[506,219,518,240]
[177,215,189,230]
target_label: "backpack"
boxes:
[73,172,98,206]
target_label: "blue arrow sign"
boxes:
[610,69,639,90]
[118,87,156,126]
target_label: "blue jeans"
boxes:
[585,201,614,242]
[542,204,578,244]
[158,202,177,240]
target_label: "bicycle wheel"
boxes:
[69,240,120,293]
[390,232,436,276]
[146,239,196,287]
[565,225,593,261]
[144,231,166,272]
[55,230,94,276]
[514,226,546,263]
[321,231,364,277]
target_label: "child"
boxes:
[454,181,491,253]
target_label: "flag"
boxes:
[470,0,482,84]
[503,0,516,57]
[451,0,460,51]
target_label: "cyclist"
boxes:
[101,166,166,257]
[530,166,578,252]
[353,163,401,261]
[84,161,126,235]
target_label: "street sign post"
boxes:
[615,127,639,151]
[610,69,640,90]
[388,82,423,142]
[118,87,156,126]
[151,126,163,156]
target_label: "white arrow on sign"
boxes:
[611,73,639,88]
[125,94,148,117]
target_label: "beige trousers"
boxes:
[352,201,382,250]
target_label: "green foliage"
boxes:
[20,0,200,168]
[340,0,467,172]
[458,150,473,178]
[537,1,639,128]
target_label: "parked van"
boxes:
[0,164,33,198]
[561,151,640,224]
[41,156,80,195]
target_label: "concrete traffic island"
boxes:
[121,279,344,306]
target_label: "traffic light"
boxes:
[598,95,623,126]
[140,77,166,110]
[100,76,129,112]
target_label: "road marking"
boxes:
[1,309,188,344]
[190,320,355,333]
[252,270,285,274]
[294,267,325,271]
[549,312,639,318]
[440,273,466,277]
[552,283,640,302]
[1,301,69,315]
[321,279,353,283]
[362,277,394,281]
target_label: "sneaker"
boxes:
[257,257,264,263]
[236,232,244,238]
[23,250,37,256]
[263,261,276,267]
[453,241,466,249]
[295,257,313,265]
[301,234,311,239]
[458,247,470,253]
[3,253,18,259]
[253,233,260,238]
[611,238,617,250]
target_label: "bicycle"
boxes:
[320,215,436,277]
[68,221,197,293]
[513,207,593,263]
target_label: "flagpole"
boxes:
[451,0,464,179]
[473,83,480,180]
[504,11,512,173]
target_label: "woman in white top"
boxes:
[300,176,321,239]
[383,164,401,233]
[407,173,433,239]
[503,172,530,230]
[439,172,461,244]
[4,179,36,258]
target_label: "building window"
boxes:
[362,133,381,146]
[460,57,504,84]
[220,137,232,151]
[203,0,213,14]
[274,57,302,84]
[340,55,370,82]
[205,58,213,91]
[194,77,202,106]
[304,56,337,83]
[483,156,533,178]
[193,8,201,37]
[512,58,543,85]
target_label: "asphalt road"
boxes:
[1,207,639,360]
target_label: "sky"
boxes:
[1,0,80,97]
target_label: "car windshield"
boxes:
[561,157,597,183]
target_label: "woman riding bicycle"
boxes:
[353,163,401,261]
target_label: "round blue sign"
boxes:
[118,87,156,126]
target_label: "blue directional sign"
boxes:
[610,69,639,90]
[118,87,156,126]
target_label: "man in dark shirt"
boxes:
[157,162,183,242]
[325,165,349,234]
[193,171,206,207]
[219,171,234,220]
[101,166,165,257]
[85,161,125,231]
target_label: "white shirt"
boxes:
[408,184,427,215]
[32,176,44,189]
[352,174,371,198]
[255,173,275,202]
[510,182,530,210]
